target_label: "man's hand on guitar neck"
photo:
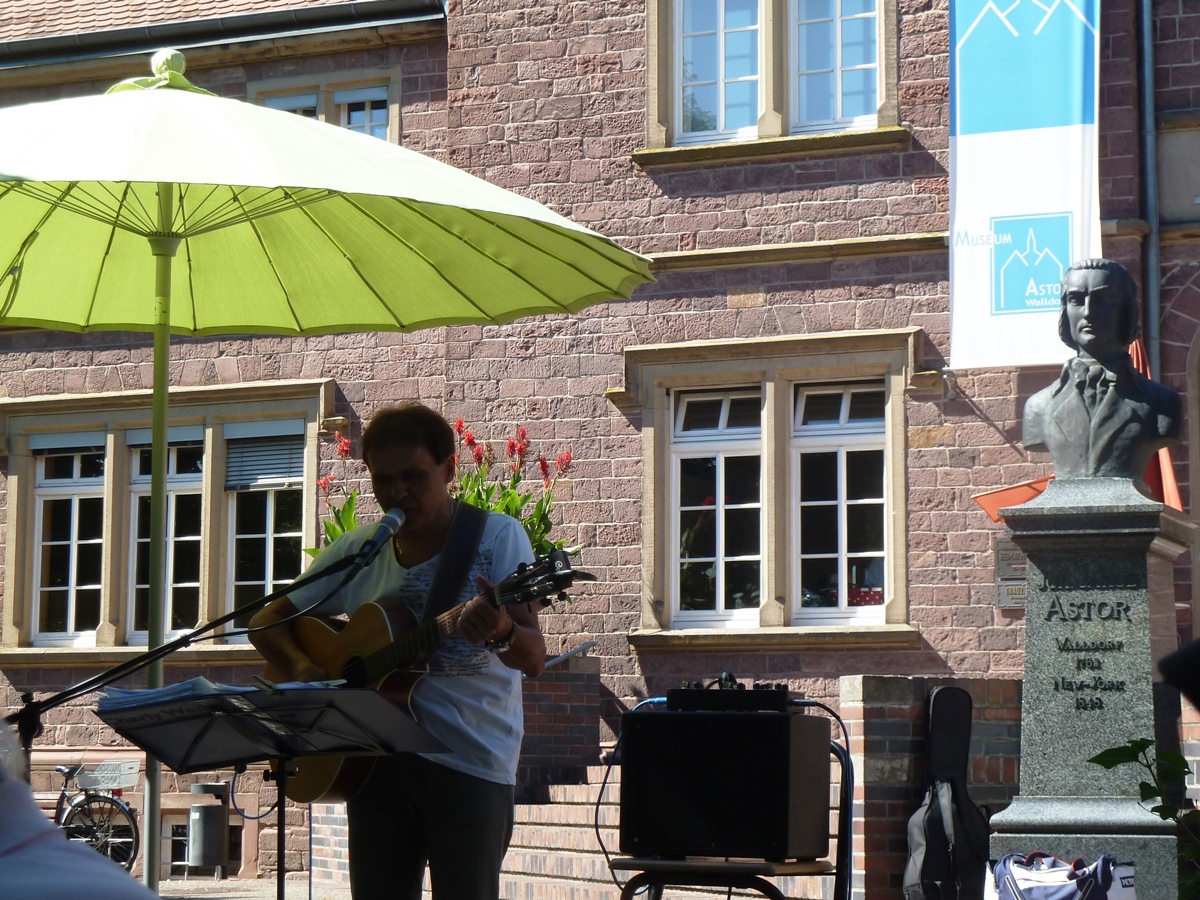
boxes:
[458,574,547,678]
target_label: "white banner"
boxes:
[948,0,1102,370]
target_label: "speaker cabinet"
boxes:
[618,710,831,860]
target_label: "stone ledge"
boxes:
[0,644,264,667]
[632,126,912,169]
[627,624,920,651]
[990,796,1173,834]
[648,232,948,274]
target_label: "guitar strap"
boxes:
[420,499,489,624]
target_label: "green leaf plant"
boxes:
[451,419,577,561]
[310,422,578,577]
[1088,737,1200,896]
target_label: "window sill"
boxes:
[632,125,911,170]
[0,644,263,668]
[627,623,920,651]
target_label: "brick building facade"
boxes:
[0,0,1198,897]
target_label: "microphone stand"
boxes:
[4,551,361,770]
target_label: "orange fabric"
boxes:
[972,477,1052,523]
[1129,338,1183,510]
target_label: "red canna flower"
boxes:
[335,431,352,459]
[555,450,573,477]
[316,474,335,493]
[511,427,529,470]
[447,422,577,563]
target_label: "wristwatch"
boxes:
[485,617,517,653]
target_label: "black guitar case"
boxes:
[902,685,991,900]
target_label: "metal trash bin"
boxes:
[187,783,230,876]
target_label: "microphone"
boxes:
[344,508,405,578]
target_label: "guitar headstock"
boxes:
[495,548,594,609]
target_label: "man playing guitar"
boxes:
[249,402,546,900]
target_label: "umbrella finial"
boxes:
[107,49,215,96]
[151,48,186,77]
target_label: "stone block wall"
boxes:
[309,802,349,887]
[517,651,603,801]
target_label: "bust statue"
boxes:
[1021,258,1181,479]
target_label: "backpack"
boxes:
[989,852,1136,900]
[903,686,992,900]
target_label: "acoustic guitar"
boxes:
[262,548,582,803]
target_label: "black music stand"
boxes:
[96,685,444,900]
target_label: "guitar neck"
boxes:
[360,586,502,683]
[357,606,457,683]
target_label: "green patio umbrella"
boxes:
[0,49,652,887]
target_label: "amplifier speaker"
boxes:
[618,709,831,860]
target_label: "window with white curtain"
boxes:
[226,428,306,638]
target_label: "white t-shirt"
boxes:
[288,508,534,784]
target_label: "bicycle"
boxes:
[53,759,141,871]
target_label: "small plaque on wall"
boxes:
[995,537,1027,609]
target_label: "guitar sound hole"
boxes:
[341,658,368,688]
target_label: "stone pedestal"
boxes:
[990,478,1191,898]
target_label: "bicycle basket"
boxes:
[75,760,140,790]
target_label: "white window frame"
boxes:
[128,442,206,642]
[614,330,919,633]
[789,0,879,133]
[790,383,887,623]
[0,380,331,649]
[225,428,306,644]
[669,389,764,626]
[335,87,389,140]
[674,0,763,145]
[648,0,896,148]
[250,70,399,142]
[30,448,106,647]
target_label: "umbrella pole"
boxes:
[144,185,181,891]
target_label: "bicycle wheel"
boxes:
[62,794,140,871]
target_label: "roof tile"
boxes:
[2,0,346,43]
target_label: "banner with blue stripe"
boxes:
[948,0,1102,369]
